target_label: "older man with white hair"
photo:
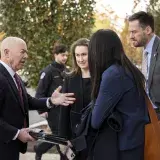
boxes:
[0,36,75,160]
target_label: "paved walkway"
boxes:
[20,152,59,160]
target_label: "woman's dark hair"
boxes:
[88,29,145,100]
[70,38,89,75]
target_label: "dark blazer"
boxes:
[148,36,160,108]
[0,63,48,160]
[91,64,149,154]
[59,73,91,139]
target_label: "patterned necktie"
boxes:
[14,73,27,127]
[14,73,24,106]
[141,51,148,80]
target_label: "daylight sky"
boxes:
[96,0,149,18]
[95,0,149,29]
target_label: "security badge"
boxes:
[53,76,60,78]
[40,72,46,79]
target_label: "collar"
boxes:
[144,34,156,54]
[0,60,15,78]
[51,61,65,71]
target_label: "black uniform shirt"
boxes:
[36,61,65,98]
[36,61,66,135]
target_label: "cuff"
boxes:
[46,98,52,109]
[13,130,20,140]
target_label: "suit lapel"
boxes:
[148,36,159,89]
[0,63,26,115]
[20,80,28,113]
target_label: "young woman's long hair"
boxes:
[88,29,145,100]
[69,38,89,76]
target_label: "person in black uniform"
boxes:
[34,43,69,160]
[59,38,91,160]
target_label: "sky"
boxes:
[95,0,149,29]
[96,0,149,19]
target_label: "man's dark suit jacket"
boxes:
[148,36,160,108]
[0,63,48,160]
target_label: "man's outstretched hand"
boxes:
[51,86,75,106]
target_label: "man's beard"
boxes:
[133,36,147,47]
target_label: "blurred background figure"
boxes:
[34,43,69,160]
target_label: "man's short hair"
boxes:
[1,37,26,55]
[52,43,68,55]
[128,11,154,32]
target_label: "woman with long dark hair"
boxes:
[88,29,149,160]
